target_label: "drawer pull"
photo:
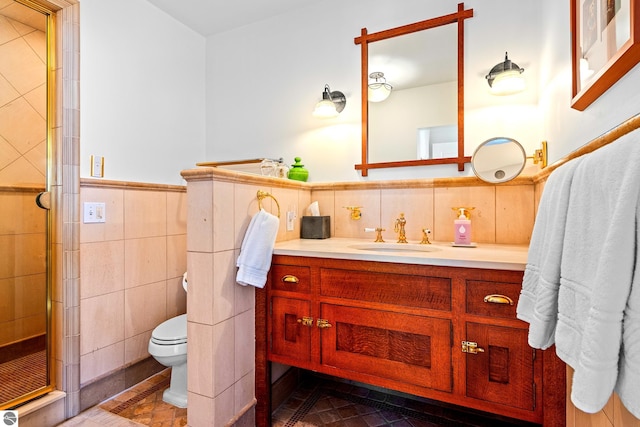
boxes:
[483,294,513,305]
[462,341,485,354]
[317,319,333,329]
[297,316,313,327]
[281,275,299,284]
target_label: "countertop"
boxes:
[273,238,529,271]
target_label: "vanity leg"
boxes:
[255,287,271,427]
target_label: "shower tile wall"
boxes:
[79,183,186,386]
[0,190,46,346]
[0,4,48,349]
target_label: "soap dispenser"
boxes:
[452,207,474,246]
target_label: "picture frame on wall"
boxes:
[571,0,640,110]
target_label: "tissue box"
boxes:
[301,216,330,239]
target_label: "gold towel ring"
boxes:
[257,190,281,218]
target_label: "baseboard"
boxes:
[271,367,301,410]
[79,357,164,412]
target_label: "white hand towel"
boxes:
[517,156,583,349]
[236,208,279,288]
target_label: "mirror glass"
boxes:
[368,24,457,163]
[355,5,473,176]
[471,137,526,183]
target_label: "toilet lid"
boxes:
[151,314,187,344]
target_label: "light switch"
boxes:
[84,202,106,223]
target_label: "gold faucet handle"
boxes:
[364,227,385,242]
[420,228,432,244]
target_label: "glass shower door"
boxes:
[0,0,52,408]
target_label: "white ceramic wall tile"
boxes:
[187,321,213,398]
[213,250,235,324]
[186,251,214,326]
[213,317,235,394]
[123,280,166,338]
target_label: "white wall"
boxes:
[205,0,544,182]
[79,0,640,184]
[539,0,640,164]
[80,0,205,185]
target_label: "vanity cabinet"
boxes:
[256,255,565,427]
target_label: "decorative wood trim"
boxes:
[354,3,474,176]
[533,112,640,182]
[80,178,186,192]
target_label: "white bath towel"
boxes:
[614,198,640,418]
[554,128,640,415]
[236,208,279,288]
[517,156,583,349]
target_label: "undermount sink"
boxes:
[348,243,442,253]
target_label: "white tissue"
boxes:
[308,201,320,216]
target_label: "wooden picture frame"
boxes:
[571,0,640,110]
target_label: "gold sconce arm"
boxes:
[344,206,362,220]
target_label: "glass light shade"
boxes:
[489,70,526,95]
[312,99,338,118]
[368,83,392,102]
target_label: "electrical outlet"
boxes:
[84,202,106,223]
[286,211,296,231]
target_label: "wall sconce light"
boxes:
[368,72,393,102]
[312,84,346,118]
[485,52,525,95]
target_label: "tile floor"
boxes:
[57,370,538,427]
[272,374,540,427]
[58,369,186,427]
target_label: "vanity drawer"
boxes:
[320,268,451,311]
[466,280,521,319]
[270,264,311,293]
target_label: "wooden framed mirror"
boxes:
[354,3,473,176]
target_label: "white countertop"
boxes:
[273,238,529,271]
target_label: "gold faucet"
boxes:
[374,228,385,242]
[394,213,408,243]
[420,228,432,244]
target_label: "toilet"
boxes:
[148,273,188,408]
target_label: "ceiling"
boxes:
[145,0,318,36]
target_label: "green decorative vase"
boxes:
[288,157,309,182]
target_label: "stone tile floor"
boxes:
[272,375,539,427]
[58,369,186,427]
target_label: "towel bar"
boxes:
[257,190,281,218]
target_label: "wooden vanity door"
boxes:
[464,322,536,411]
[269,296,312,364]
[320,304,453,392]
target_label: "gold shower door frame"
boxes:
[0,0,56,409]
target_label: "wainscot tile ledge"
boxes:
[273,238,528,271]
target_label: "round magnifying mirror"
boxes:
[471,137,526,183]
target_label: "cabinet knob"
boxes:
[281,275,299,284]
[483,294,513,305]
[316,319,333,329]
[297,317,313,327]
